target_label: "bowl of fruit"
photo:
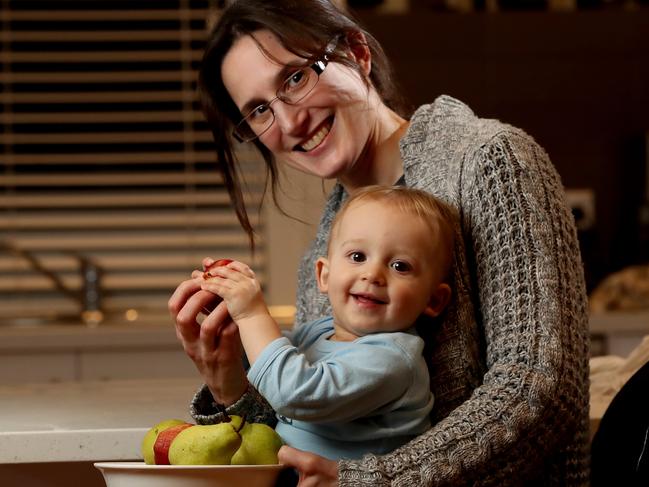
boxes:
[95,415,286,487]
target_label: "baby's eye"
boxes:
[349,251,366,263]
[390,260,412,273]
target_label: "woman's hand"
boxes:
[278,446,339,487]
[168,257,248,406]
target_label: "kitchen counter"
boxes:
[0,321,197,384]
[0,309,646,465]
[0,378,200,464]
[0,306,296,384]
[589,310,649,357]
[0,320,179,353]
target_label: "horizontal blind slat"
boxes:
[4,9,210,21]
[2,130,213,145]
[0,251,258,273]
[7,30,205,42]
[9,111,204,124]
[1,91,192,103]
[0,191,233,208]
[6,152,216,165]
[0,272,264,292]
[7,50,203,63]
[0,71,198,84]
[1,272,267,292]
[0,172,224,187]
[7,232,257,251]
[0,210,249,230]
[0,2,267,324]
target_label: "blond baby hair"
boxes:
[329,185,456,280]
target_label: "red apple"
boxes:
[200,259,234,318]
[153,423,194,465]
[203,258,233,280]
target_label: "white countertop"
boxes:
[0,378,201,464]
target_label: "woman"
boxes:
[169,0,590,485]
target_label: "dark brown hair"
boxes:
[198,0,409,248]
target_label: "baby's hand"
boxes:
[200,260,267,324]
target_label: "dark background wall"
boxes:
[354,9,649,291]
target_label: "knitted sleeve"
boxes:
[337,131,590,485]
[189,382,277,427]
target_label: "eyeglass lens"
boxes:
[234,65,319,142]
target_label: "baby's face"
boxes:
[321,199,444,341]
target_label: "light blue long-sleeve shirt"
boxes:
[247,316,433,460]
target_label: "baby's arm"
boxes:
[200,260,281,364]
[250,330,427,422]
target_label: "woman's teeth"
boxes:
[300,121,331,152]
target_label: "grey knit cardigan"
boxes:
[191,95,590,486]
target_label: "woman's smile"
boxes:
[295,116,334,152]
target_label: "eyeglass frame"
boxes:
[231,36,340,143]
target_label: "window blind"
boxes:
[0,0,266,324]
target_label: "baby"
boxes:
[201,185,455,460]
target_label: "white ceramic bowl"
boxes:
[94,462,285,487]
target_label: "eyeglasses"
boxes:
[232,37,338,143]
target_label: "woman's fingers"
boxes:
[174,289,221,342]
[168,277,199,316]
[201,316,249,406]
[206,318,241,363]
[277,446,339,487]
[199,300,230,344]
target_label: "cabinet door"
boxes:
[79,348,198,381]
[0,353,76,384]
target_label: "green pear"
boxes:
[141,419,187,465]
[168,422,242,465]
[227,415,244,431]
[231,422,284,465]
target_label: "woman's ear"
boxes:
[423,283,452,318]
[344,30,371,77]
[315,257,330,294]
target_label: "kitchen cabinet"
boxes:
[0,378,200,486]
[0,319,196,384]
[590,310,649,357]
[0,308,294,384]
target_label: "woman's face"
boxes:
[221,30,377,182]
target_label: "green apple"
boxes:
[168,422,242,465]
[141,419,188,465]
[231,422,284,465]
